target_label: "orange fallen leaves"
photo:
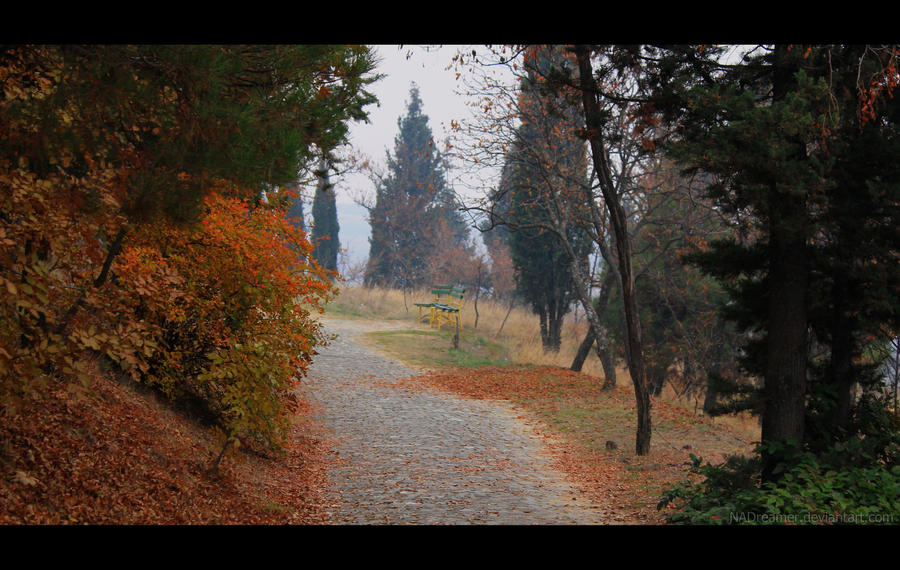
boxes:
[0,360,752,525]
[0,365,333,525]
[398,364,753,525]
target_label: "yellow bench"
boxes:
[414,285,465,330]
[432,286,465,331]
[414,285,452,324]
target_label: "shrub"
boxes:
[659,450,900,525]
[119,188,336,456]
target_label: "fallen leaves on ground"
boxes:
[0,360,756,526]
[0,370,334,525]
[394,365,757,525]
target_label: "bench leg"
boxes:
[435,310,459,331]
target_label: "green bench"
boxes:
[414,285,465,330]
[414,284,452,324]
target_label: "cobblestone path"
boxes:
[301,317,605,525]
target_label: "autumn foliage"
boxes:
[0,45,375,461]
[1,163,335,455]
[118,187,336,453]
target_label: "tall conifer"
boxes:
[498,45,591,352]
[654,44,900,478]
[364,85,468,288]
[310,158,340,275]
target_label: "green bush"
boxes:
[659,450,900,525]
[660,392,900,525]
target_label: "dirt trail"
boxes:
[301,317,606,524]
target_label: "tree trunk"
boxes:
[702,374,719,416]
[760,45,810,481]
[473,264,484,329]
[538,306,550,350]
[574,46,651,455]
[54,226,128,337]
[571,327,595,372]
[827,278,855,433]
[537,304,563,352]
[547,307,563,353]
[473,289,480,330]
[893,338,899,417]
[208,437,233,476]
[570,268,617,389]
[599,344,617,389]
[761,210,808,479]
[495,302,514,338]
[647,366,664,397]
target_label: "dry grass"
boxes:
[0,283,760,525]
[326,284,763,523]
[328,284,607,376]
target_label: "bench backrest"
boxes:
[430,286,452,304]
[430,285,465,308]
[445,287,465,309]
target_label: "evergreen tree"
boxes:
[284,183,305,232]
[364,85,468,288]
[0,44,378,416]
[653,44,900,478]
[799,46,900,450]
[501,147,588,352]
[497,46,591,352]
[310,158,340,275]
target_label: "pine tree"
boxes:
[655,44,900,478]
[800,46,900,449]
[364,85,468,288]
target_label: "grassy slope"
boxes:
[328,284,760,524]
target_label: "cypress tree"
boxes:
[310,158,340,275]
[498,45,591,352]
[500,146,588,352]
[285,184,305,232]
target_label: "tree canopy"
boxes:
[641,44,900,491]
[310,158,341,276]
[493,46,592,352]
